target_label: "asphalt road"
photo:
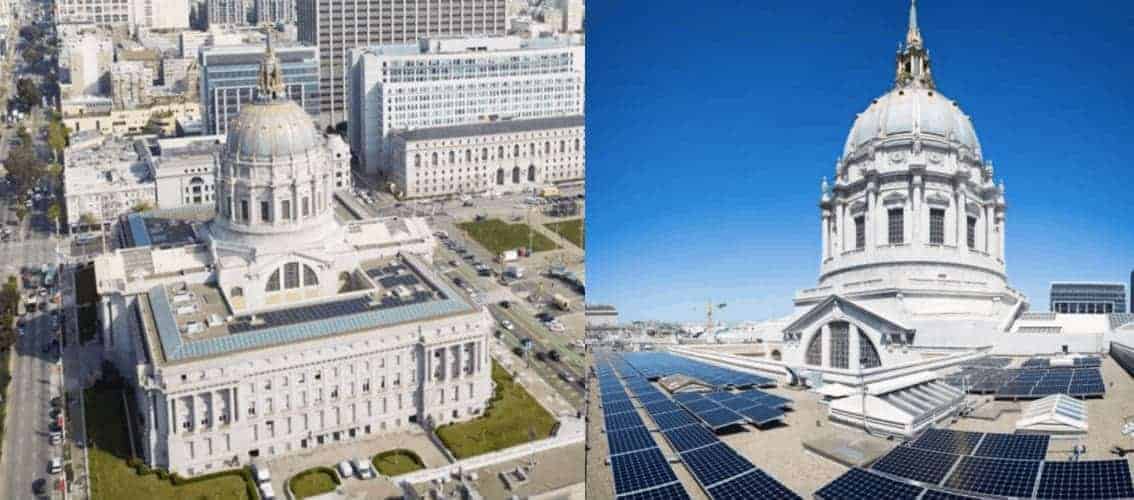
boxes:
[0,286,63,499]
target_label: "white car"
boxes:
[337,460,354,479]
[352,458,376,479]
[501,319,515,331]
[547,322,566,333]
[251,463,271,484]
[48,457,62,474]
[258,482,276,500]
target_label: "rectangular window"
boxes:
[302,197,310,217]
[240,200,249,221]
[830,322,850,369]
[260,201,271,222]
[929,208,945,245]
[887,208,904,245]
[967,216,977,248]
[284,262,300,289]
[281,200,291,220]
[854,215,865,250]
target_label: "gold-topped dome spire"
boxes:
[257,28,286,101]
[895,0,934,89]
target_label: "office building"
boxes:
[205,0,248,27]
[93,48,490,475]
[387,115,583,198]
[296,0,506,126]
[63,136,156,232]
[199,44,319,135]
[349,35,584,176]
[1050,282,1127,314]
[254,0,292,24]
[60,32,114,98]
[55,0,189,29]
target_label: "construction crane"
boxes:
[703,300,727,339]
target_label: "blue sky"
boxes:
[585,1,1134,322]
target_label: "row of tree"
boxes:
[0,276,21,351]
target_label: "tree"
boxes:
[79,213,97,227]
[5,142,42,193]
[16,78,40,109]
[16,125,31,145]
[131,201,152,213]
[47,203,61,235]
[47,119,69,161]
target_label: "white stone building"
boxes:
[55,0,188,30]
[675,2,1134,413]
[93,47,493,475]
[111,60,154,110]
[387,115,584,199]
[60,32,114,98]
[145,135,225,211]
[349,35,585,176]
[63,136,156,232]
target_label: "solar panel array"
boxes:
[597,352,799,500]
[671,390,789,429]
[947,366,1105,399]
[620,351,776,388]
[819,428,1134,499]
[594,356,688,499]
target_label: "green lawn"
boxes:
[86,382,253,500]
[544,219,583,249]
[435,362,557,459]
[456,219,558,255]
[289,468,339,499]
[372,449,424,476]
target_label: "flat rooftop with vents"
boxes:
[135,254,475,365]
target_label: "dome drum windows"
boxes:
[265,262,320,294]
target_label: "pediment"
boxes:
[783,295,915,340]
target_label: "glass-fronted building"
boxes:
[1050,282,1127,314]
[199,45,320,135]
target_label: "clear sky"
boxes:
[585,1,1134,322]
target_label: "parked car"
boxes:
[498,300,511,309]
[32,478,47,496]
[352,458,376,479]
[547,350,561,362]
[251,463,271,484]
[500,319,515,331]
[48,457,61,474]
[258,483,276,500]
[337,460,354,479]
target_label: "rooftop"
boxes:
[64,136,152,195]
[123,213,200,249]
[359,34,580,58]
[137,254,475,364]
[394,115,583,142]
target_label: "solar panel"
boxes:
[662,424,719,453]
[920,490,982,499]
[603,400,638,416]
[736,405,785,426]
[909,428,984,455]
[615,482,690,500]
[973,433,1049,461]
[815,468,924,500]
[719,397,759,412]
[943,456,1040,498]
[637,391,672,405]
[604,411,645,432]
[682,399,722,413]
[641,399,682,416]
[870,445,958,485]
[610,448,680,496]
[705,469,801,500]
[692,407,747,429]
[602,392,632,405]
[681,442,756,487]
[705,391,738,403]
[1035,460,1134,499]
[673,392,705,404]
[606,426,659,456]
[651,410,699,431]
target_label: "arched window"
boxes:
[529,143,535,155]
[465,149,471,162]
[414,154,421,167]
[266,270,281,292]
[527,165,536,182]
[829,322,850,369]
[574,138,580,152]
[496,168,505,185]
[481,148,488,160]
[431,152,437,166]
[559,140,565,153]
[513,145,520,157]
[512,167,521,184]
[303,264,319,287]
[498,146,504,159]
[448,151,454,164]
[771,350,782,361]
[230,286,244,297]
[805,332,822,366]
[544,141,550,154]
[859,331,881,369]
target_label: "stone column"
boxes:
[850,326,861,371]
[911,174,922,246]
[821,210,831,262]
[866,180,877,253]
[820,324,831,368]
[985,205,994,253]
[957,189,967,248]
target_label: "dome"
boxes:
[225,99,321,162]
[843,87,981,159]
